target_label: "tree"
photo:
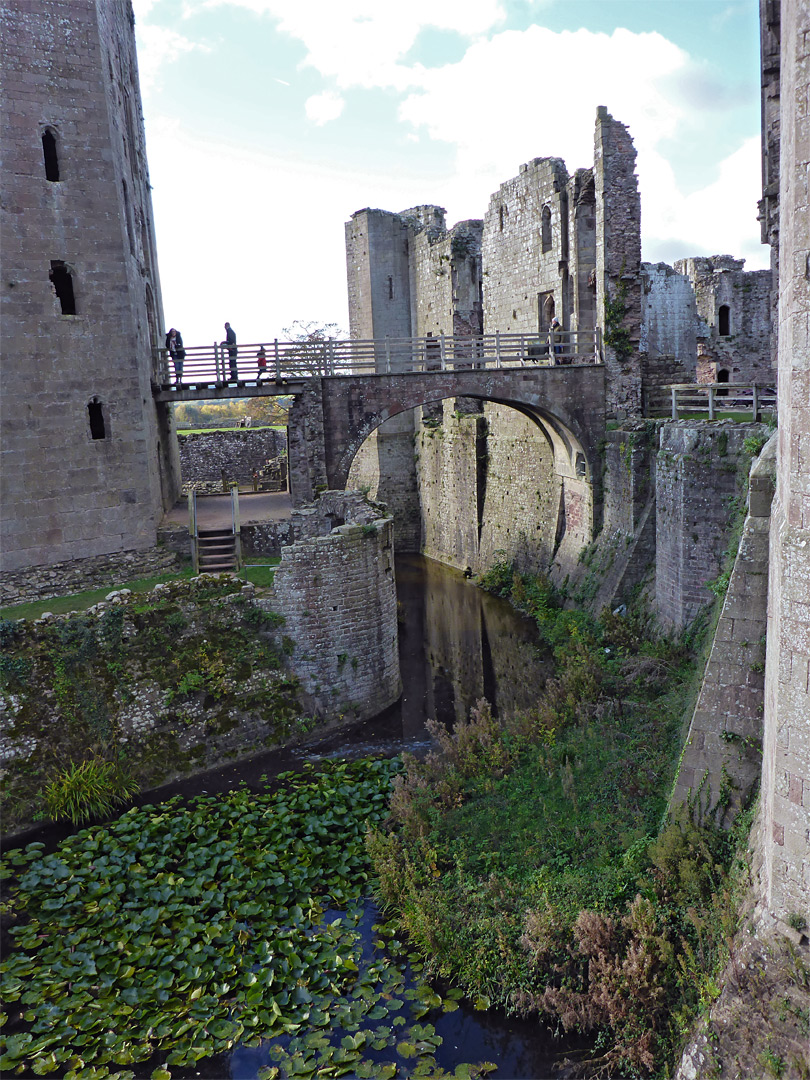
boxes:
[281,320,346,376]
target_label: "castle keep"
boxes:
[0,0,179,584]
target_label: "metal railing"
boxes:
[663,382,777,422]
[155,329,603,388]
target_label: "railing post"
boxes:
[328,337,336,375]
[440,332,446,370]
[188,490,198,574]
[752,382,760,421]
[384,336,391,374]
[215,341,224,384]
[671,387,678,421]
[231,486,242,570]
[274,338,280,381]
[708,386,716,421]
[596,327,603,363]
[495,330,501,369]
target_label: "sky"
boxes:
[132,0,767,347]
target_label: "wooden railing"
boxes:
[660,383,777,422]
[154,329,603,388]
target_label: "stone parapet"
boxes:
[0,547,183,608]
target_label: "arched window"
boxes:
[88,398,107,440]
[42,128,59,181]
[541,205,552,252]
[49,260,76,315]
[718,304,731,336]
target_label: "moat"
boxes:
[1,556,582,1080]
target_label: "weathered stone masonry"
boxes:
[0,0,179,581]
[270,492,400,722]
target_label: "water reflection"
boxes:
[394,554,549,735]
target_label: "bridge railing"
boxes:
[154,329,603,388]
[659,382,777,422]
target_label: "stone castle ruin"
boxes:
[0,0,806,974]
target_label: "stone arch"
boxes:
[296,370,604,571]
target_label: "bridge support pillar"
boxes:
[287,385,328,506]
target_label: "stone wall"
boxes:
[482,157,573,334]
[0,547,184,608]
[655,423,768,631]
[670,436,776,823]
[676,256,772,384]
[594,107,644,419]
[270,492,400,721]
[415,402,557,576]
[0,0,180,575]
[641,262,701,369]
[178,428,287,488]
[760,0,810,926]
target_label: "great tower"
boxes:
[0,0,180,591]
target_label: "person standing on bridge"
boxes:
[165,327,185,386]
[549,317,563,363]
[256,345,268,384]
[222,321,238,382]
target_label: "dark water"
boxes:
[3,556,581,1079]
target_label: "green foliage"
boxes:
[0,581,302,831]
[367,585,748,1076]
[604,281,633,359]
[42,757,140,824]
[743,433,768,458]
[0,758,496,1080]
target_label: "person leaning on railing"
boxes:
[549,318,563,363]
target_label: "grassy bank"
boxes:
[368,571,753,1077]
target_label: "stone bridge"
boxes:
[287,364,607,534]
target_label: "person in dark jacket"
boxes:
[165,327,185,385]
[223,322,238,381]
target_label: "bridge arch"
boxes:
[287,366,606,572]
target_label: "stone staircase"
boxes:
[196,527,238,573]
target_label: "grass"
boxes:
[241,556,281,587]
[653,410,776,423]
[0,567,196,622]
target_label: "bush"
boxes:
[43,758,140,824]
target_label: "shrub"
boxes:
[43,757,140,825]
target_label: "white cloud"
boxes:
[305,90,345,125]
[641,137,767,268]
[204,0,506,87]
[134,23,209,95]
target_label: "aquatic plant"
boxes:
[0,757,495,1080]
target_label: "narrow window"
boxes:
[388,275,394,300]
[718,304,730,336]
[122,180,135,255]
[49,260,76,314]
[499,205,505,231]
[42,129,59,181]
[88,398,107,440]
[541,205,552,252]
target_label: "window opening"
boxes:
[42,129,59,181]
[122,180,135,255]
[718,304,730,336]
[499,205,504,231]
[717,368,730,396]
[49,260,76,314]
[541,205,552,252]
[388,276,393,300]
[88,398,107,440]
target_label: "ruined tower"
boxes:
[0,0,180,593]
